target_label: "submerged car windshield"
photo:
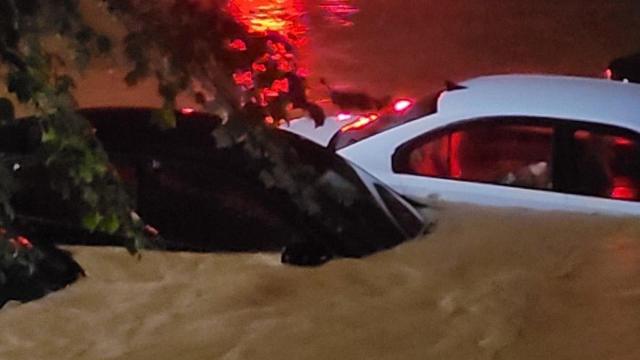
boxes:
[329,90,444,150]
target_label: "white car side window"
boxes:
[560,127,640,202]
[393,117,555,191]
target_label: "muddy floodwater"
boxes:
[1,205,639,360]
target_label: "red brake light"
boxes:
[613,136,633,146]
[611,186,636,200]
[16,236,33,249]
[611,177,637,200]
[604,68,613,80]
[9,235,33,250]
[393,99,413,113]
[180,107,196,115]
[574,130,591,140]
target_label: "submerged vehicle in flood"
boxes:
[2,107,427,266]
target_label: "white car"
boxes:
[283,74,640,215]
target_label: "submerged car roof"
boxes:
[439,74,640,131]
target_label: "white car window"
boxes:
[393,116,640,204]
[560,126,640,202]
[393,117,555,191]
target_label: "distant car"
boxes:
[1,108,426,266]
[283,75,640,215]
[606,52,640,83]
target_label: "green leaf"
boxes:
[150,108,176,130]
[78,162,94,183]
[82,211,103,232]
[82,188,99,207]
[41,128,57,143]
[100,213,120,234]
[0,98,15,123]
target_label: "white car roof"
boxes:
[439,74,640,130]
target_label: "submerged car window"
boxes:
[394,117,555,191]
[373,183,425,238]
[278,131,425,235]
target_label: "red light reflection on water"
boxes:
[228,0,360,34]
[319,0,359,27]
[227,0,310,87]
[227,0,359,44]
[227,0,359,115]
[227,0,307,43]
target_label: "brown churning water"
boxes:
[1,204,639,360]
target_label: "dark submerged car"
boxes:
[2,107,427,266]
[0,236,84,307]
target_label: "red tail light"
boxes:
[611,186,636,200]
[339,98,412,132]
[604,68,613,80]
[180,107,196,115]
[9,235,33,250]
[393,99,413,113]
[611,177,637,200]
[613,136,633,146]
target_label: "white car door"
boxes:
[398,174,571,211]
[340,115,572,211]
[551,122,640,216]
[341,114,640,216]
[394,116,577,211]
